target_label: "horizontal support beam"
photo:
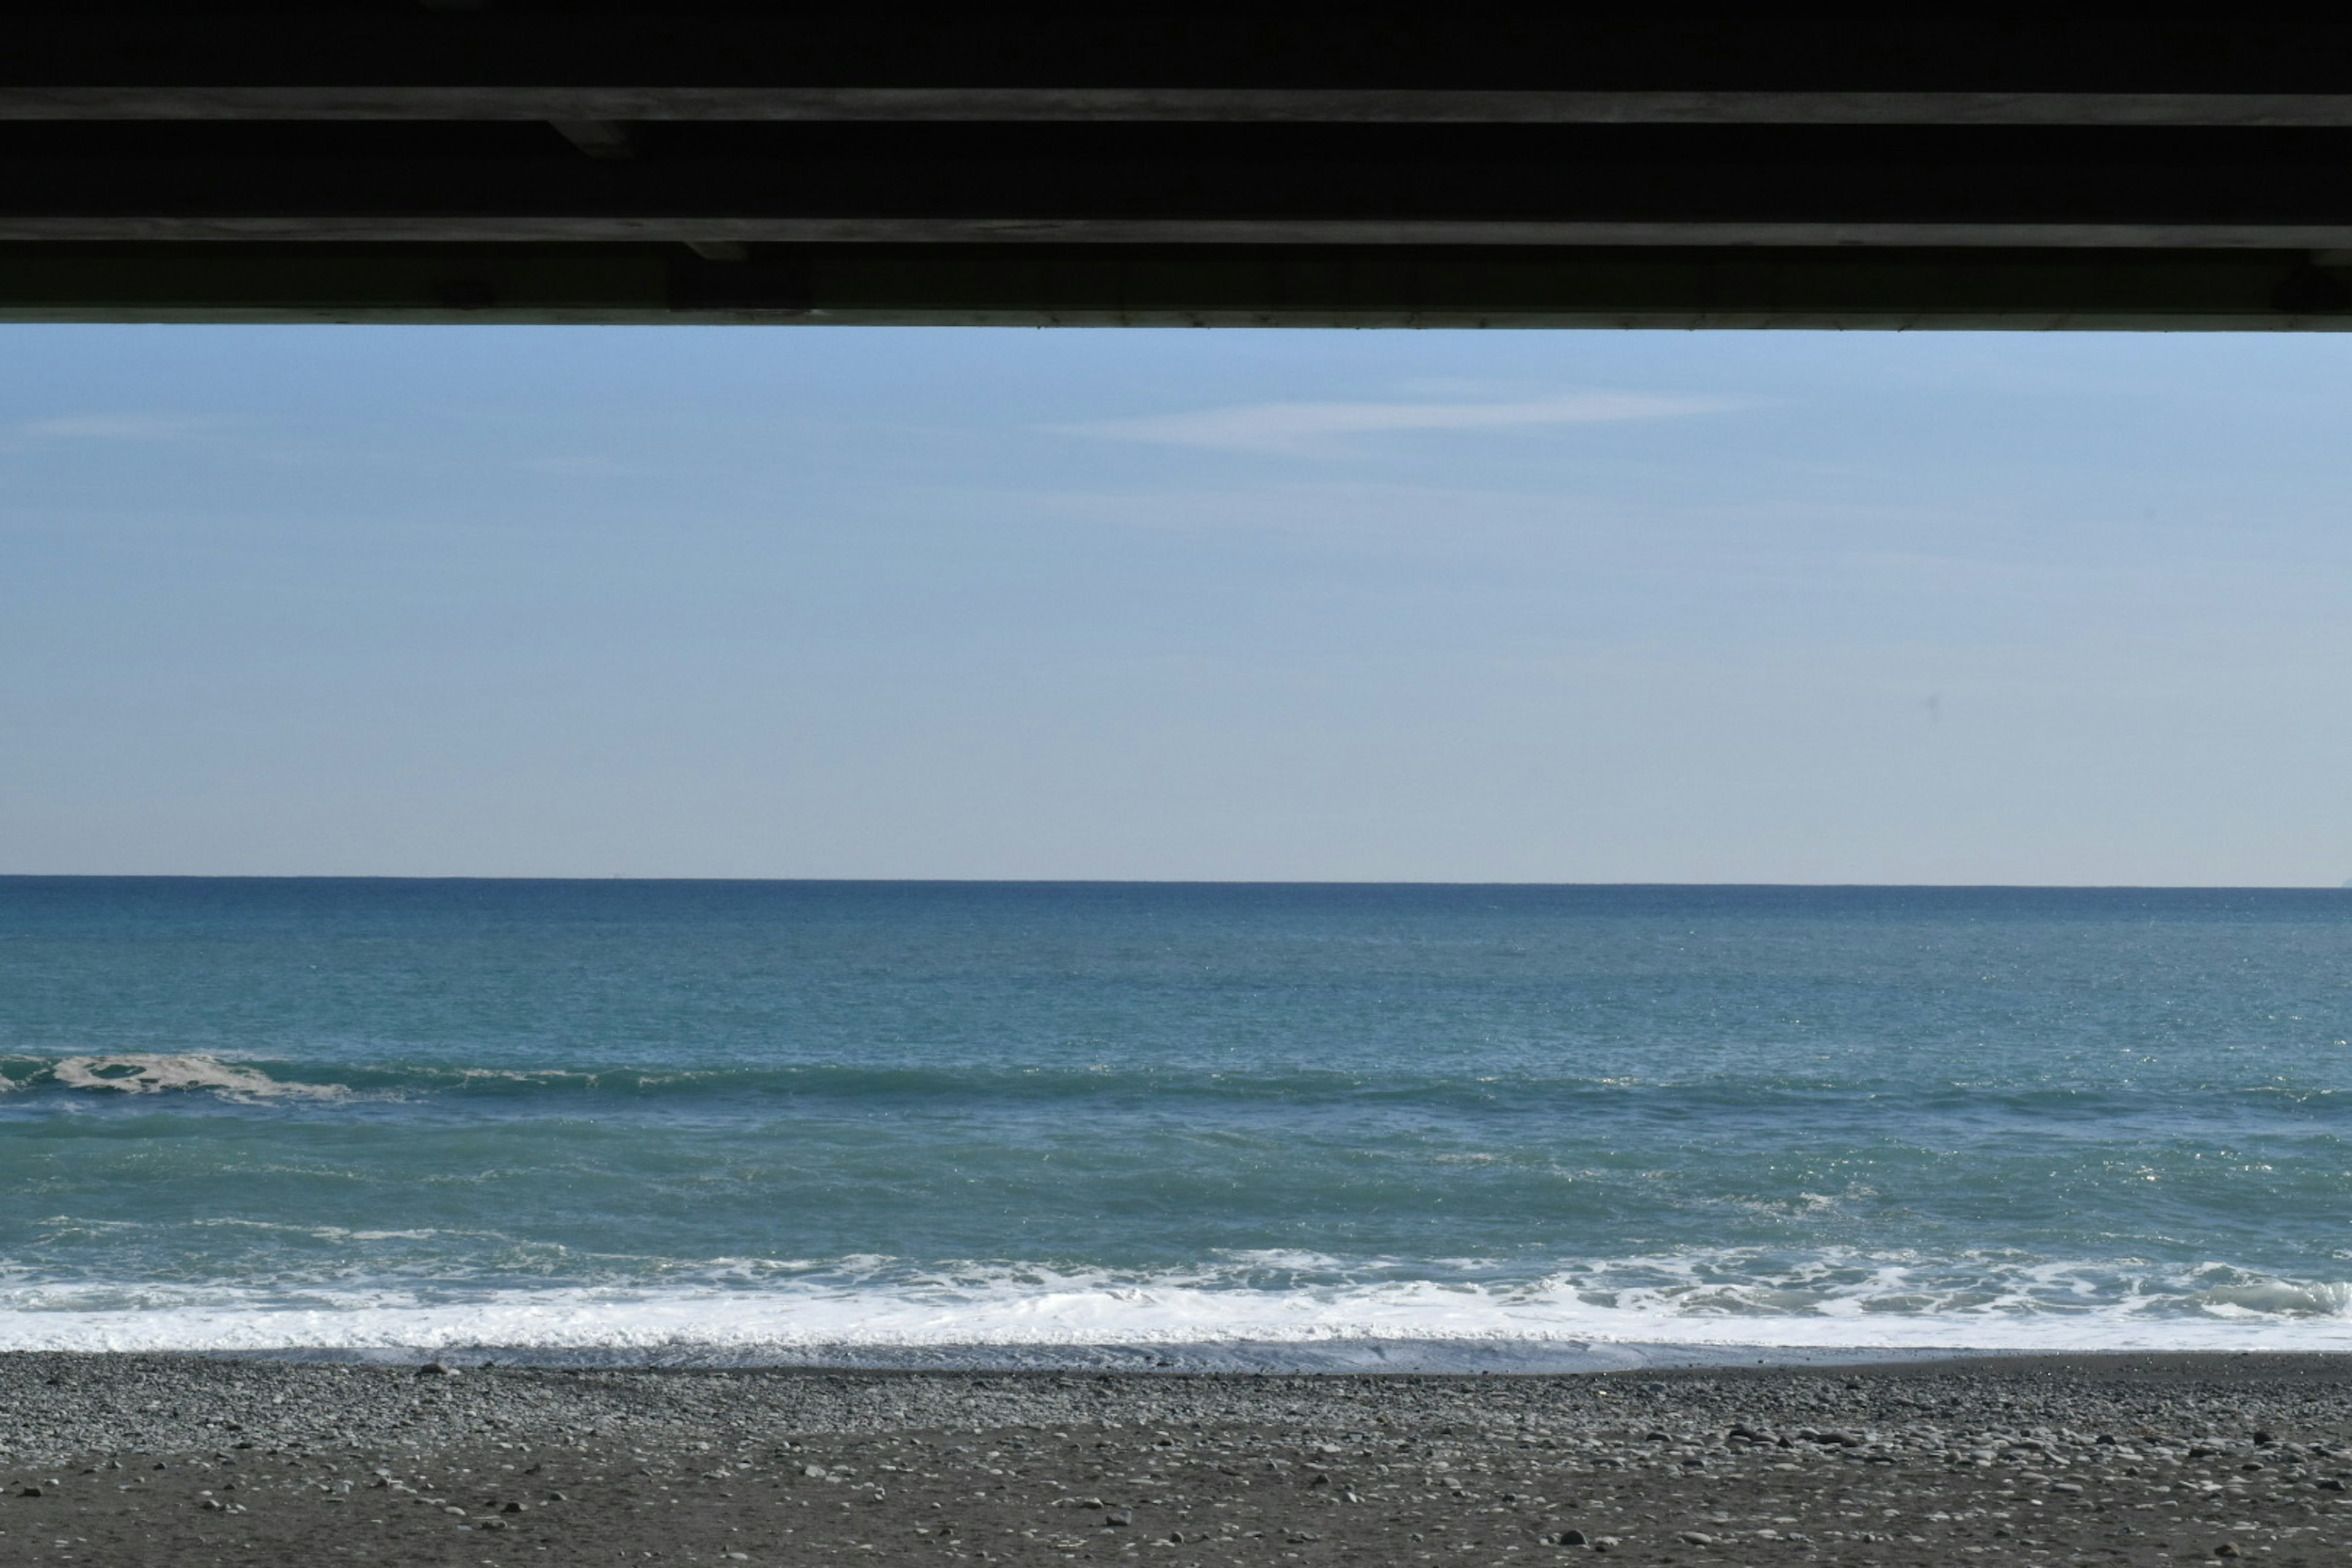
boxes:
[12,88,2352,126]
[16,15,2352,99]
[15,18,2352,330]
[1,244,2344,328]
[11,126,2352,245]
[13,219,2352,251]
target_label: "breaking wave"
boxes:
[1,1054,347,1102]
[2,1056,2348,1121]
[1,1251,2348,1362]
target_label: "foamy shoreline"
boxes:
[7,1273,2349,1361]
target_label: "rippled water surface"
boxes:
[2,878,2349,1360]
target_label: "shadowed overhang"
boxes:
[9,9,2352,327]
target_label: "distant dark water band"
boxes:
[6,1054,2352,1121]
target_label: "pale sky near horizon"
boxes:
[5,324,2351,885]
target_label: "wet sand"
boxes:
[2,1351,2349,1566]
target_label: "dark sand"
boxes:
[3,1352,2350,1566]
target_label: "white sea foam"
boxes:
[2,1254,2350,1360]
[39,1055,345,1102]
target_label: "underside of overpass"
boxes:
[10,10,2352,328]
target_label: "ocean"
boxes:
[2,878,2348,1367]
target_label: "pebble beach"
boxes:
[3,1352,2349,1566]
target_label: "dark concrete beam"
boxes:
[13,14,2352,97]
[9,125,2352,247]
[17,219,2352,251]
[12,88,2352,126]
[548,119,639,157]
[1,244,2344,329]
[11,13,2352,328]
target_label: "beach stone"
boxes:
[1677,1529,1714,1545]
[7,1357,2352,1568]
[1104,1507,1133,1526]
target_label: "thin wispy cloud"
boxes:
[1054,391,1736,458]
[514,454,643,477]
[15,413,221,442]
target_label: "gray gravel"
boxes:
[2,1350,2348,1466]
[2,1351,2350,1564]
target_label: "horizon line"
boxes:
[1,874,2346,892]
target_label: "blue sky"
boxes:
[4,325,2350,883]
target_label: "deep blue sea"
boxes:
[3,878,2350,1365]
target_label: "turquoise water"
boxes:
[3,878,2350,1362]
